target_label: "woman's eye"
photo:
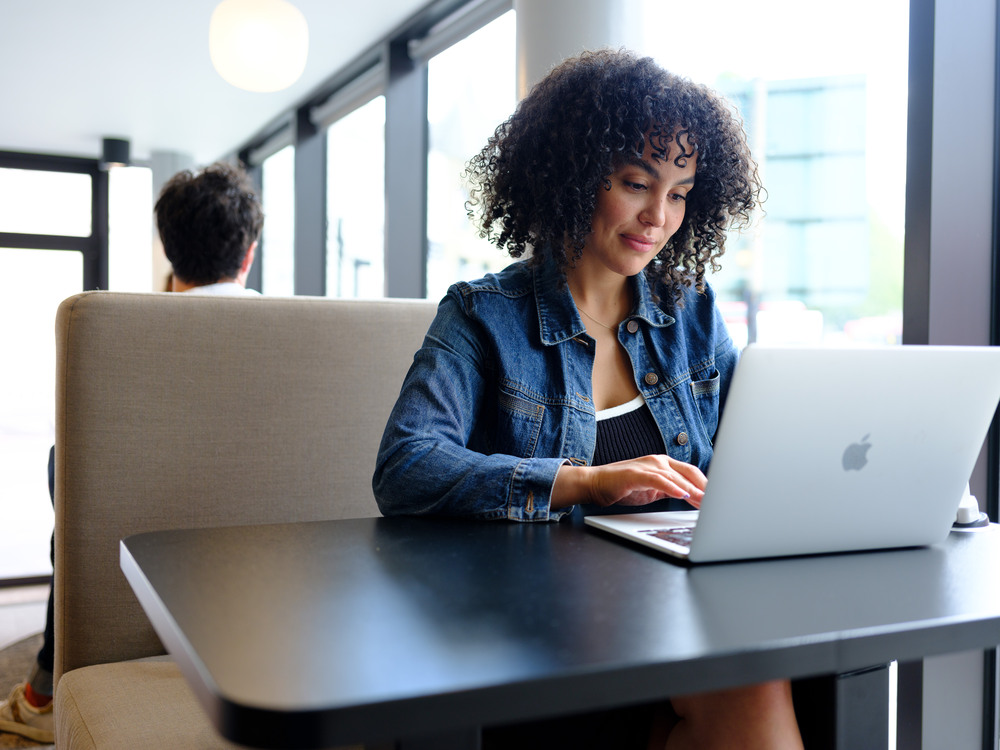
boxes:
[669,192,688,202]
[624,181,647,191]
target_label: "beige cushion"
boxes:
[52,292,436,747]
[56,659,242,750]
[55,658,365,750]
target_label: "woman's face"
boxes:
[579,134,697,280]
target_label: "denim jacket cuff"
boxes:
[506,458,572,522]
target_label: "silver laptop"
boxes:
[585,345,1000,563]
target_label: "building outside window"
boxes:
[425,9,516,301]
[644,0,908,348]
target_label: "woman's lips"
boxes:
[621,234,659,253]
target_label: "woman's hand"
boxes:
[551,455,707,510]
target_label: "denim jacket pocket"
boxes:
[689,370,722,442]
[496,389,545,458]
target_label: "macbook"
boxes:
[585,345,1000,563]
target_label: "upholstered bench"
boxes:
[52,291,436,749]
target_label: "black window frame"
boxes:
[0,150,108,291]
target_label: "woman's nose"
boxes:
[640,196,667,226]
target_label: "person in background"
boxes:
[156,161,263,296]
[374,49,802,748]
[0,161,263,744]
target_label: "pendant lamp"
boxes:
[209,0,309,93]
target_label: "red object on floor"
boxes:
[22,683,50,709]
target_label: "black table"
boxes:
[120,517,1000,749]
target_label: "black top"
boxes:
[593,401,665,466]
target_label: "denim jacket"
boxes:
[373,256,739,522]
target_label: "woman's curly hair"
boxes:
[464,48,762,301]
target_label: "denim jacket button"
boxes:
[676,432,689,446]
[643,372,659,385]
[626,319,639,334]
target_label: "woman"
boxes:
[374,49,802,749]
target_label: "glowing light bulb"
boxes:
[209,0,309,93]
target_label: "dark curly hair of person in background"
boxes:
[155,161,264,286]
[464,48,763,303]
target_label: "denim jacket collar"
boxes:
[532,254,676,346]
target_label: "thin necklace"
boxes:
[578,306,618,330]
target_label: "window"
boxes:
[0,246,83,580]
[0,167,92,237]
[0,159,101,581]
[108,165,153,291]
[0,156,115,581]
[643,0,908,347]
[0,248,83,578]
[261,145,296,295]
[326,96,386,298]
[425,9,516,301]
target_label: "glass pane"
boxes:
[326,95,386,298]
[643,0,907,347]
[0,168,92,237]
[109,165,154,291]
[426,10,516,301]
[261,146,296,295]
[0,249,82,579]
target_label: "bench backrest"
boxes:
[53,291,436,684]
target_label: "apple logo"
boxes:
[842,434,872,471]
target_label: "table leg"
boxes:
[895,660,923,750]
[835,664,891,750]
[794,666,892,750]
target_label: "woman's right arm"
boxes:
[373,293,568,521]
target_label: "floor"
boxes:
[0,586,48,652]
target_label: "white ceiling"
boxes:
[1,0,428,165]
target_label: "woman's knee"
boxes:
[673,680,791,716]
[668,679,799,744]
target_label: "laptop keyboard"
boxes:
[639,526,694,548]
